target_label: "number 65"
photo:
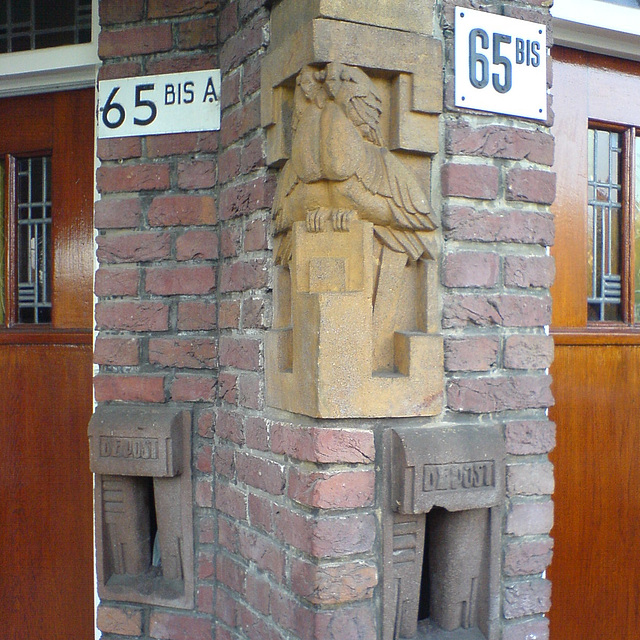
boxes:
[469,28,513,94]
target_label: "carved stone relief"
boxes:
[265,62,443,418]
[89,406,195,609]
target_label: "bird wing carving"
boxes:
[273,62,438,263]
[327,63,384,146]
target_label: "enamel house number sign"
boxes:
[455,8,547,121]
[98,69,221,138]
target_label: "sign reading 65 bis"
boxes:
[454,8,547,121]
[98,69,221,139]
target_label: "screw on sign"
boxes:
[98,69,221,138]
[455,7,547,120]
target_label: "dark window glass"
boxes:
[16,156,52,324]
[0,0,91,53]
[587,128,623,321]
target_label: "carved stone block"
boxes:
[392,426,505,514]
[266,221,443,418]
[270,0,436,48]
[265,58,443,419]
[90,406,194,609]
[261,18,442,166]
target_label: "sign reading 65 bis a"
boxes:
[454,8,547,121]
[98,69,221,139]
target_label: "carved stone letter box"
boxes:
[89,406,194,608]
[384,425,505,640]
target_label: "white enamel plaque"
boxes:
[98,69,221,138]
[454,7,547,121]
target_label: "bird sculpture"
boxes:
[272,62,436,264]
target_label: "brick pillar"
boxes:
[441,2,556,639]
[92,1,556,639]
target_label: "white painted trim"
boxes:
[552,0,640,61]
[0,0,99,97]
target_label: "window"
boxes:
[0,0,91,53]
[0,0,98,98]
[587,123,640,324]
[1,154,53,325]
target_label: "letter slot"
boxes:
[89,406,194,608]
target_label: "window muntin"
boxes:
[587,124,640,325]
[587,128,623,321]
[0,0,91,53]
[16,155,52,324]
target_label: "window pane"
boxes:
[16,156,52,324]
[635,138,640,322]
[587,128,623,322]
[0,0,91,53]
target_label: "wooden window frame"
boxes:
[586,120,638,326]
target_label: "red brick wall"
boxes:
[441,2,556,639]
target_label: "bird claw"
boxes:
[332,209,355,232]
[306,208,330,232]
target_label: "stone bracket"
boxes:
[266,221,443,418]
[261,17,443,165]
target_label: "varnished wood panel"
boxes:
[52,90,94,329]
[550,48,640,640]
[0,90,95,639]
[549,344,640,640]
[550,53,589,328]
[0,344,94,640]
[0,93,53,153]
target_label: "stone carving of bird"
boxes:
[272,62,436,264]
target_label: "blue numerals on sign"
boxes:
[469,28,540,94]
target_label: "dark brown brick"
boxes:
[446,120,554,165]
[99,24,173,58]
[95,300,169,331]
[447,374,553,412]
[288,469,375,509]
[442,206,554,246]
[97,163,170,193]
[94,267,139,297]
[148,195,217,226]
[506,168,556,204]
[506,420,556,455]
[96,232,171,263]
[176,229,218,261]
[94,374,165,403]
[95,197,142,229]
[291,558,377,605]
[443,294,552,328]
[99,0,145,25]
[444,336,499,371]
[171,375,217,401]
[149,611,213,640]
[149,337,218,369]
[503,579,551,619]
[442,251,500,288]
[236,453,285,495]
[148,0,218,18]
[145,265,216,295]
[441,163,500,200]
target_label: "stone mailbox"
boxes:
[88,406,194,608]
[383,425,505,640]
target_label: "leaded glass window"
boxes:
[16,156,52,324]
[0,0,92,54]
[587,124,640,325]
